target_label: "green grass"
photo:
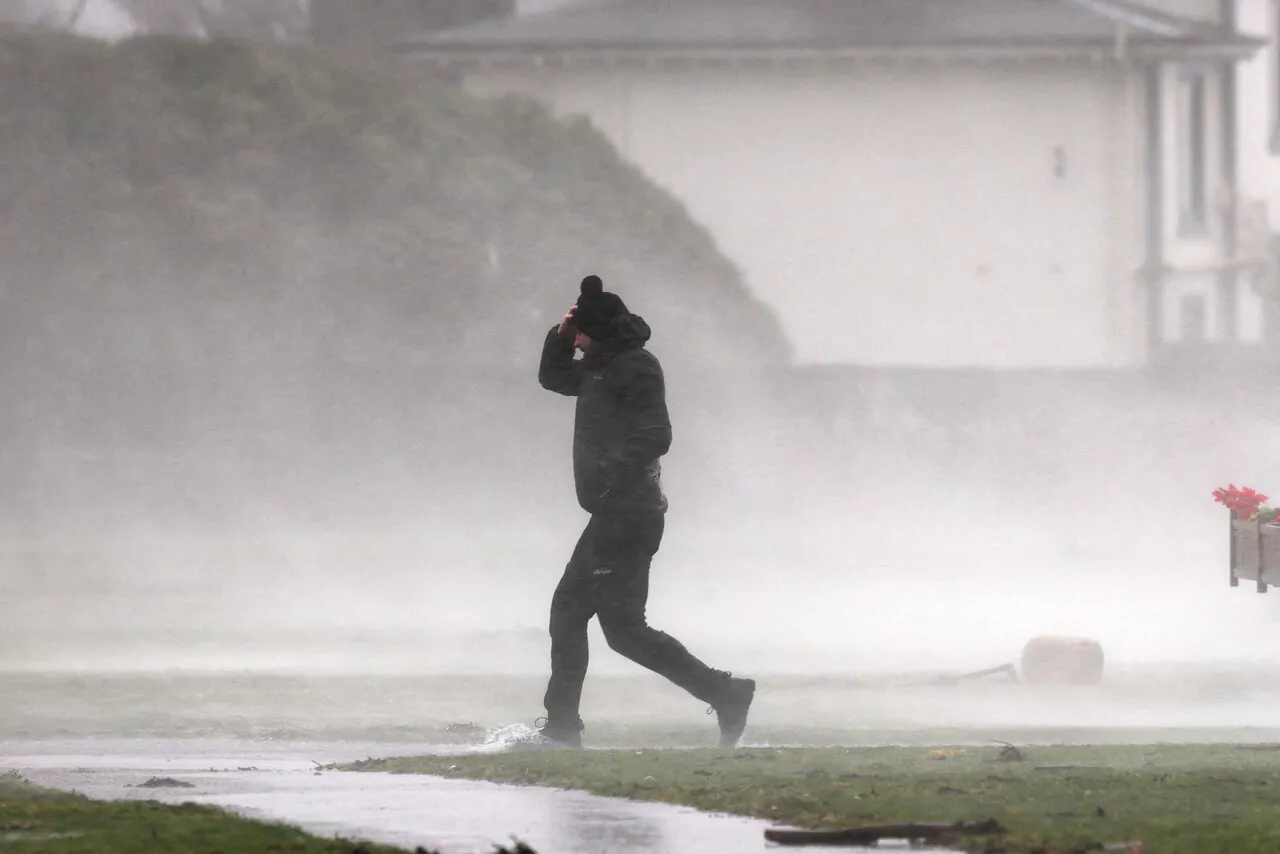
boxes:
[345,744,1280,854]
[0,772,408,854]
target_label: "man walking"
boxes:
[535,275,755,749]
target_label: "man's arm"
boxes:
[538,325,584,396]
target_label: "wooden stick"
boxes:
[764,819,1005,846]
[1257,519,1268,594]
[934,663,1018,684]
[909,663,1018,687]
[1231,509,1240,587]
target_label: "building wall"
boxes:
[1231,0,1280,341]
[1141,0,1280,347]
[1137,0,1221,19]
[1236,0,1280,228]
[469,62,1144,367]
[1233,0,1280,343]
[1231,0,1279,340]
[1141,0,1275,348]
[1155,59,1238,344]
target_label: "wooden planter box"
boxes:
[1230,513,1280,592]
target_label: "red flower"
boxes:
[1214,484,1270,518]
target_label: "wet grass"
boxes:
[8,669,1280,747]
[347,743,1280,854]
[0,772,409,853]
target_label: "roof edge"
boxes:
[1066,0,1220,36]
[397,37,1264,65]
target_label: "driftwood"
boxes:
[134,777,193,789]
[912,663,1019,687]
[990,740,1026,762]
[764,819,1005,847]
[937,663,1018,684]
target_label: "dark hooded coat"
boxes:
[538,314,671,515]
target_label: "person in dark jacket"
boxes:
[535,274,756,749]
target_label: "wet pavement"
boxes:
[8,664,1276,854]
[6,740,960,854]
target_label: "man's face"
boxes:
[573,330,593,352]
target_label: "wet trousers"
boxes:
[542,510,723,723]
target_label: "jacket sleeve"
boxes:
[538,325,583,396]
[607,355,673,472]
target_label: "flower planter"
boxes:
[1229,514,1280,592]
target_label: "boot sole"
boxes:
[718,681,756,749]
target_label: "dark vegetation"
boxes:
[0,26,788,532]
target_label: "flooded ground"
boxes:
[13,743,922,854]
[5,519,1280,852]
[3,666,1279,853]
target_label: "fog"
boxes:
[5,2,1280,748]
[6,306,1280,743]
[6,357,1279,683]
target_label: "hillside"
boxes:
[0,27,789,374]
[0,27,791,531]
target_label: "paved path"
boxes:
[7,740,951,854]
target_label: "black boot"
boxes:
[711,675,756,748]
[534,716,584,749]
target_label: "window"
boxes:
[1176,69,1208,235]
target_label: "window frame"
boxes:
[1175,67,1210,237]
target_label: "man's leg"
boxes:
[541,519,597,743]
[591,512,727,704]
[592,510,756,746]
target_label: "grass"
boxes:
[0,771,410,854]
[344,743,1280,854]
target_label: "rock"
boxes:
[1020,636,1104,685]
[135,777,194,789]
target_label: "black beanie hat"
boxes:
[574,275,628,340]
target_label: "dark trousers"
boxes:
[542,510,723,723]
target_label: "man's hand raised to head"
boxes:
[558,304,578,337]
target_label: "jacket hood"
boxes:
[612,313,651,347]
[584,312,651,364]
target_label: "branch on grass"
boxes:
[934,664,1019,685]
[989,740,1027,762]
[908,663,1019,688]
[765,819,1006,847]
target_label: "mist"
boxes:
[4,2,1280,748]
[7,355,1278,681]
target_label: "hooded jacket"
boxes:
[538,314,671,516]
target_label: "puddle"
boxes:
[7,741,963,854]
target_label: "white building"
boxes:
[1234,1,1279,226]
[1139,0,1280,353]
[1232,0,1280,340]
[403,0,1267,368]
